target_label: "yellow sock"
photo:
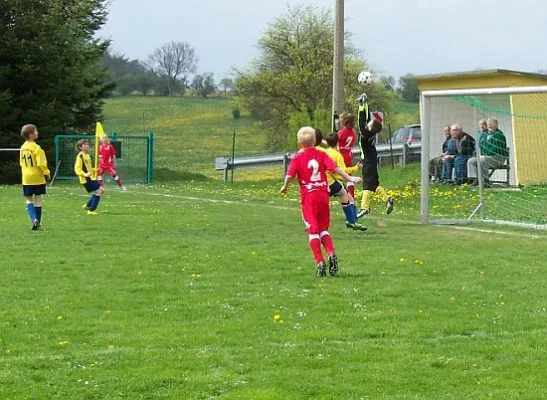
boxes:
[375,186,391,202]
[361,190,373,210]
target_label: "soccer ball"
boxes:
[358,71,373,85]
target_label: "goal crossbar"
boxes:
[422,85,547,98]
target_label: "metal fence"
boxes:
[215,142,422,182]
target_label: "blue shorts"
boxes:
[83,180,101,193]
[23,184,46,197]
[329,181,344,197]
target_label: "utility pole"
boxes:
[332,0,344,131]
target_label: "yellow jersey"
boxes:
[315,146,359,185]
[74,152,97,184]
[20,141,50,185]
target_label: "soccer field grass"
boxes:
[1,182,547,399]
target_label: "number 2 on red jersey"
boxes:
[307,159,321,182]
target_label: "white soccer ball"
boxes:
[358,71,373,85]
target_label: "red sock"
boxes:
[320,231,335,255]
[347,184,355,199]
[308,235,324,264]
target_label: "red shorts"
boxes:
[98,165,117,177]
[341,152,353,168]
[301,191,330,234]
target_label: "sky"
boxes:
[99,0,547,81]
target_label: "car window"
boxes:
[409,127,421,139]
[391,128,404,142]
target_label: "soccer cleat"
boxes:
[120,185,127,191]
[327,254,339,276]
[31,219,40,231]
[386,197,395,215]
[316,261,327,277]
[82,204,90,210]
[356,209,370,219]
[346,221,368,231]
[87,210,99,216]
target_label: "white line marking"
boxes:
[433,224,541,239]
[48,186,545,239]
[131,190,544,239]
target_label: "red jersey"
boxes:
[99,143,116,167]
[287,148,337,199]
[337,126,356,166]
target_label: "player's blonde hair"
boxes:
[21,124,37,140]
[297,127,316,148]
[100,133,109,141]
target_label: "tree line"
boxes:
[104,43,233,98]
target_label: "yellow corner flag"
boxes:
[94,122,105,170]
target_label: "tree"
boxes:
[380,75,397,91]
[147,41,198,97]
[219,77,233,97]
[117,74,138,96]
[398,74,420,103]
[0,0,112,183]
[135,72,158,95]
[191,73,217,98]
[234,5,392,150]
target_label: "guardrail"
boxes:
[215,142,421,182]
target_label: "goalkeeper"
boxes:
[356,93,395,218]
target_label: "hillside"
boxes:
[101,96,421,181]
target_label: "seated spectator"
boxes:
[429,124,451,182]
[441,123,475,185]
[467,118,508,187]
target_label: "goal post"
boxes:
[420,85,547,229]
[54,132,154,184]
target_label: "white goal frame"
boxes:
[420,85,547,229]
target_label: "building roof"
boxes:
[413,69,547,81]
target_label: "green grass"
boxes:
[392,100,419,116]
[101,97,265,179]
[97,97,424,182]
[1,174,547,399]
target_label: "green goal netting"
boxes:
[54,133,154,183]
[421,86,547,229]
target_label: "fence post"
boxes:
[147,132,154,183]
[283,153,290,177]
[388,124,395,169]
[224,162,229,183]
[54,135,60,169]
[402,144,408,167]
[231,131,236,183]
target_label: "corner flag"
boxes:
[95,122,105,170]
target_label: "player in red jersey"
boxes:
[98,134,126,191]
[280,127,362,277]
[337,113,357,198]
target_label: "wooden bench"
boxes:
[487,148,510,186]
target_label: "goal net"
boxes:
[54,133,154,184]
[420,86,547,229]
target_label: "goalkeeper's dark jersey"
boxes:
[357,102,381,191]
[357,102,375,159]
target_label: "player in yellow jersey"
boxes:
[74,139,104,215]
[314,129,366,231]
[20,124,50,230]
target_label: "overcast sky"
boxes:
[100,0,547,81]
